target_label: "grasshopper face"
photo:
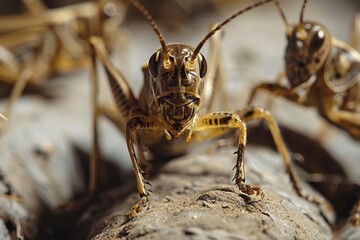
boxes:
[285,21,331,86]
[148,44,207,138]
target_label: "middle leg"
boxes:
[193,112,264,198]
[238,106,323,205]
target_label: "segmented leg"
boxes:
[89,36,154,217]
[98,105,149,171]
[89,38,101,194]
[193,112,264,198]
[238,106,322,205]
[325,105,360,140]
[89,36,139,193]
[247,81,303,106]
[126,116,159,218]
[350,13,360,51]
[246,79,334,142]
[193,107,323,205]
[261,72,286,110]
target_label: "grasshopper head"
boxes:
[148,44,207,137]
[130,0,274,138]
[285,21,331,87]
[274,0,331,87]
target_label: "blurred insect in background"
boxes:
[0,0,127,132]
[247,0,360,140]
[89,0,325,218]
[247,0,360,226]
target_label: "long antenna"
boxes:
[299,0,308,23]
[130,0,170,64]
[273,0,290,28]
[191,0,274,62]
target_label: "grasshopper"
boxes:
[0,0,126,131]
[247,0,360,140]
[89,0,323,218]
[247,0,360,226]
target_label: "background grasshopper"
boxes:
[0,0,126,132]
[89,0,324,218]
[247,0,360,141]
[247,0,360,226]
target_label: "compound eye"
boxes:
[309,30,325,52]
[198,54,207,78]
[149,52,160,78]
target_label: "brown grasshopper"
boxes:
[89,0,324,218]
[0,0,126,131]
[247,0,360,140]
[246,0,360,226]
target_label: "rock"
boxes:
[75,147,334,240]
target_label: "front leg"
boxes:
[126,116,159,218]
[90,36,155,218]
[247,81,303,106]
[238,106,323,206]
[325,105,360,140]
[89,36,138,193]
[194,112,264,198]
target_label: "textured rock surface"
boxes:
[75,147,333,240]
